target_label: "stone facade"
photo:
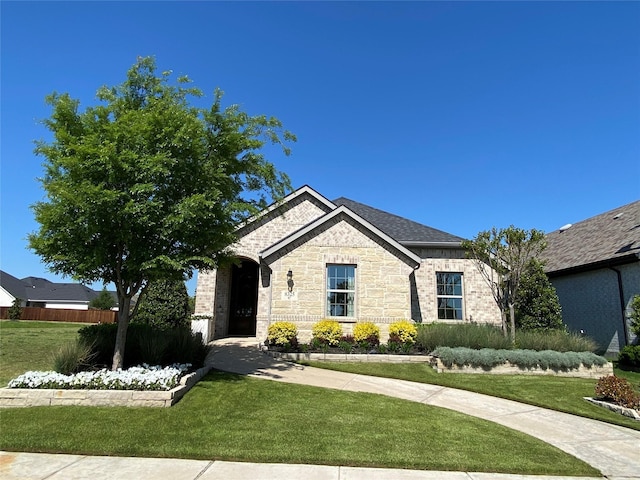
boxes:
[194,187,501,343]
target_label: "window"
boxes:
[436,272,463,320]
[327,264,355,317]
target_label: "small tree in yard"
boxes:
[90,287,116,310]
[514,259,563,331]
[630,294,640,338]
[133,279,190,330]
[8,298,23,320]
[29,57,295,370]
[462,226,546,342]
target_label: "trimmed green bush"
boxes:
[312,320,343,346]
[133,279,191,330]
[618,345,640,368]
[433,346,607,370]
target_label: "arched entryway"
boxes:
[228,259,259,336]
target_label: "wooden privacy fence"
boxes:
[0,306,117,324]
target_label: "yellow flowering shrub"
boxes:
[353,322,380,345]
[312,320,343,346]
[267,321,298,346]
[388,320,417,344]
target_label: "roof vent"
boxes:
[613,213,623,219]
[559,223,572,232]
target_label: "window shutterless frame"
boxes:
[436,272,464,320]
[326,264,356,317]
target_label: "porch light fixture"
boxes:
[287,270,294,292]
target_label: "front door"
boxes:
[228,260,259,336]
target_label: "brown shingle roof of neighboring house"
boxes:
[541,200,640,275]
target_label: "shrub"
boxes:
[630,295,640,337]
[89,287,116,310]
[267,321,299,347]
[53,339,96,375]
[417,323,511,351]
[78,323,209,369]
[388,320,417,345]
[312,320,343,346]
[432,347,608,371]
[514,259,564,331]
[353,322,380,347]
[133,279,191,330]
[515,330,597,353]
[618,345,640,368]
[594,375,640,409]
[8,298,22,320]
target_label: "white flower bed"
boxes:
[7,364,191,391]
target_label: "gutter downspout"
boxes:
[609,266,629,347]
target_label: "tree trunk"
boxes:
[509,302,516,344]
[112,296,131,370]
[501,309,508,337]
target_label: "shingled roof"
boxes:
[332,197,463,245]
[541,200,640,275]
[0,270,28,300]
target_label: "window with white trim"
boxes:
[436,272,464,320]
[327,264,355,317]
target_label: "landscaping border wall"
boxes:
[268,350,614,378]
[430,358,613,378]
[0,366,211,408]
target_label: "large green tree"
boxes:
[514,259,563,331]
[462,226,546,342]
[29,57,295,369]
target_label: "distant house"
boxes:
[540,200,640,355]
[0,271,112,310]
[195,185,500,343]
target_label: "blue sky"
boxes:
[2,1,639,296]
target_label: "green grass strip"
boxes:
[0,371,599,476]
[306,361,640,431]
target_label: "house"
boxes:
[0,271,107,310]
[194,186,500,343]
[540,200,640,355]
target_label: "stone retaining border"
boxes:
[267,350,614,379]
[0,365,212,408]
[430,358,613,378]
[265,350,431,363]
[584,397,640,421]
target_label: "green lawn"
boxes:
[0,320,633,475]
[0,320,85,385]
[0,371,599,476]
[306,361,640,431]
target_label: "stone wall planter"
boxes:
[0,365,211,408]
[266,350,431,364]
[430,357,613,379]
[584,397,640,421]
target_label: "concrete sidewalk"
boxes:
[0,451,613,480]
[207,338,640,480]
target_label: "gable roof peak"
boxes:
[332,196,463,245]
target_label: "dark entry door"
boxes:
[228,260,259,336]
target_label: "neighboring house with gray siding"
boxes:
[195,185,500,343]
[540,200,640,355]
